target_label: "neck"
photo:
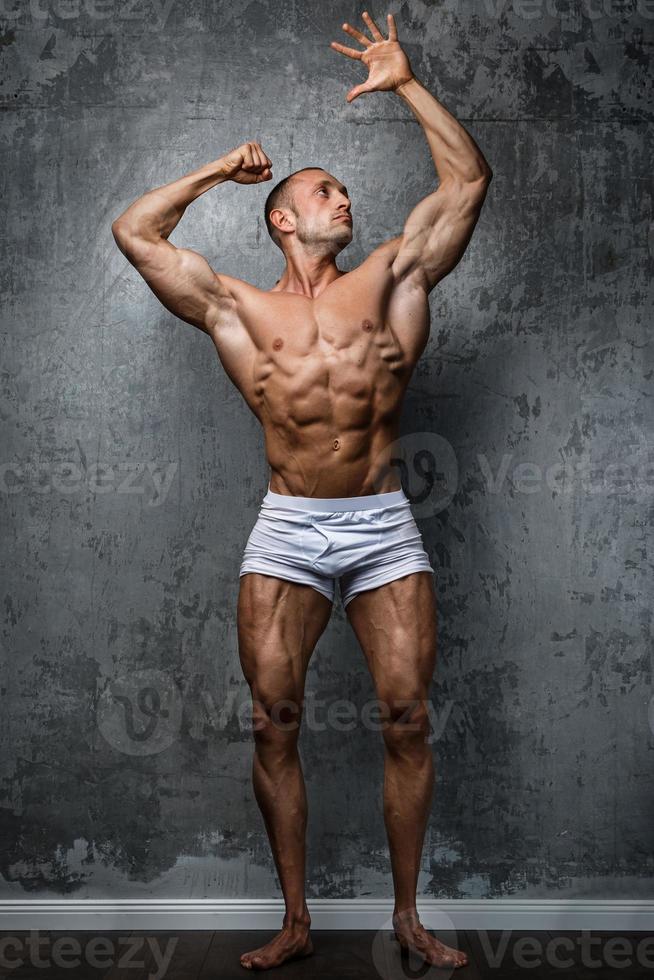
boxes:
[272,245,345,298]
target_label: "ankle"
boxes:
[283,908,311,929]
[393,906,419,928]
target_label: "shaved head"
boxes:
[264,167,328,250]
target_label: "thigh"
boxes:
[237,572,333,709]
[345,572,437,704]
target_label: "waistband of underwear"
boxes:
[263,485,408,512]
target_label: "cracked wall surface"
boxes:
[1,0,653,900]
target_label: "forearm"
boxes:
[112,156,229,244]
[395,77,492,185]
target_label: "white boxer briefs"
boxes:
[239,485,435,608]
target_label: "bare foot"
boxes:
[240,917,314,971]
[392,909,469,969]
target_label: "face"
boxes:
[287,170,353,253]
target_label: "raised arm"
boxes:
[111,142,273,334]
[329,12,492,294]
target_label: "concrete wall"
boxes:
[1,0,652,902]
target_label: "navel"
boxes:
[362,319,374,332]
[332,439,340,451]
[272,337,284,351]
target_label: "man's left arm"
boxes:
[330,11,492,293]
[390,76,492,293]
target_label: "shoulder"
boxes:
[214,271,260,299]
[208,271,299,337]
[215,271,299,304]
[211,271,275,315]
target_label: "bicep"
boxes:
[113,231,233,334]
[390,177,491,293]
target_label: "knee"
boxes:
[378,694,432,750]
[250,692,303,747]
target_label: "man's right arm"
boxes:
[111,142,272,335]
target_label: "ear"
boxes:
[269,206,295,237]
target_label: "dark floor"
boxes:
[0,929,653,978]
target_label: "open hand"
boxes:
[219,142,273,184]
[329,11,414,103]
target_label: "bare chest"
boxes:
[255,303,406,394]
[210,260,430,424]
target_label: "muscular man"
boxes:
[112,11,491,972]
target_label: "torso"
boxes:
[207,240,431,497]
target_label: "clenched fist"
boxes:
[219,142,273,185]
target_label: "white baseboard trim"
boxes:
[0,899,653,931]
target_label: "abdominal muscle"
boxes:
[265,420,404,498]
[258,359,408,499]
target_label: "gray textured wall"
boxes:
[1,0,652,903]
